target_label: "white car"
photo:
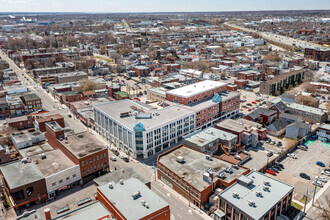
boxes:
[287,153,297,159]
[312,181,324,187]
[321,171,330,176]
[315,176,327,183]
[110,156,117,161]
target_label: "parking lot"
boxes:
[267,140,330,200]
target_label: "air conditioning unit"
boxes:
[255,191,262,197]
[248,200,256,207]
[263,180,270,186]
[232,192,239,198]
[263,186,270,191]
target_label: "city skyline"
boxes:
[0,0,330,13]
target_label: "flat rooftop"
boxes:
[166,80,227,98]
[59,132,106,159]
[184,127,237,147]
[98,178,169,220]
[287,103,326,116]
[45,121,63,132]
[158,145,247,191]
[94,100,194,131]
[94,167,149,186]
[216,118,263,133]
[11,129,44,143]
[219,171,293,220]
[0,160,44,190]
[19,142,53,158]
[53,201,111,220]
[31,149,76,177]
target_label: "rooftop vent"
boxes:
[206,155,212,161]
[263,180,270,186]
[119,179,124,185]
[224,167,233,174]
[108,183,113,189]
[263,186,270,191]
[40,153,46,160]
[255,191,263,197]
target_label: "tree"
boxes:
[0,127,17,146]
[315,196,330,220]
[77,79,97,92]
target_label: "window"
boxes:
[94,166,97,171]
[104,153,106,159]
[94,157,96,162]
[105,162,107,166]
[73,174,76,178]
[101,154,103,160]
[83,170,85,175]
[87,169,89,174]
[97,156,99,160]
[59,179,63,184]
[52,182,56,186]
[86,160,88,165]
[90,158,92,163]
[66,177,70,180]
[82,161,84,167]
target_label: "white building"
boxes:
[11,129,46,149]
[94,100,196,159]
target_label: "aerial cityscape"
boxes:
[0,1,329,220]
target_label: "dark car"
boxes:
[273,164,282,170]
[111,149,120,156]
[300,173,311,180]
[267,152,273,157]
[247,103,252,106]
[275,163,284,169]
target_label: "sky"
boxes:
[0,0,329,13]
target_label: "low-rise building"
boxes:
[217,171,294,220]
[317,124,330,142]
[11,129,46,149]
[183,127,238,155]
[20,93,42,113]
[157,145,249,208]
[244,108,277,125]
[97,178,170,220]
[286,103,327,123]
[285,121,311,139]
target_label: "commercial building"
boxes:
[147,87,168,102]
[94,100,196,159]
[97,178,170,220]
[11,129,46,150]
[286,103,327,123]
[33,113,65,132]
[244,108,277,125]
[45,121,109,183]
[217,171,294,220]
[157,145,249,208]
[183,127,239,155]
[20,92,42,112]
[304,47,330,61]
[215,119,266,148]
[316,123,330,142]
[0,160,47,209]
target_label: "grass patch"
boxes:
[291,201,303,210]
[94,56,113,62]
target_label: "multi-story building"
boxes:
[157,145,249,208]
[32,62,75,78]
[94,100,196,159]
[237,70,260,81]
[45,121,109,183]
[217,171,294,220]
[259,68,304,95]
[215,119,266,148]
[304,47,330,61]
[164,80,240,129]
[20,92,42,113]
[317,123,330,142]
[11,129,46,150]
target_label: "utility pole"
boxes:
[312,184,317,206]
[303,188,308,214]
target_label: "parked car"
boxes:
[110,156,117,161]
[111,149,120,156]
[269,167,279,173]
[252,101,257,104]
[248,109,252,111]
[247,103,252,106]
[287,153,297,159]
[276,141,282,147]
[243,105,248,108]
[316,161,326,167]
[315,176,327,183]
[270,141,276,145]
[312,181,323,187]
[119,155,129,162]
[275,163,284,169]
[300,173,311,180]
[324,168,330,172]
[267,152,273,157]
[321,171,330,176]
[266,169,276,176]
[273,164,282,170]
[297,145,308,151]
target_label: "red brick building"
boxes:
[60,91,81,104]
[34,113,64,132]
[157,145,249,208]
[45,121,109,183]
[20,93,42,113]
[304,48,330,61]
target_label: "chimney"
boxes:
[44,208,51,220]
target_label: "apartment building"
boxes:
[304,47,330,61]
[20,92,42,113]
[259,68,304,95]
[215,119,266,148]
[94,100,196,159]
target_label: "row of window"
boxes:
[81,153,106,167]
[51,174,77,187]
[82,162,107,176]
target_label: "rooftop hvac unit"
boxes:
[248,200,256,207]
[108,183,113,189]
[231,164,239,169]
[206,155,213,161]
[263,180,270,186]
[119,179,124,185]
[217,172,226,179]
[255,191,263,197]
[132,191,141,200]
[263,186,270,191]
[224,167,233,174]
[232,192,239,198]
[176,156,184,163]
[40,153,46,160]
